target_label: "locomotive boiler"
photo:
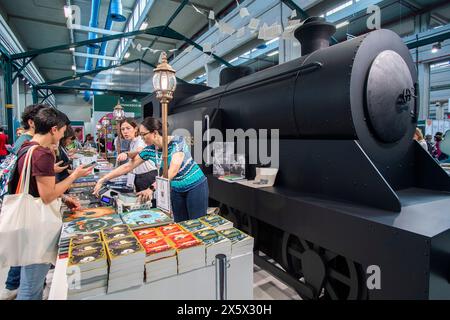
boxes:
[143,17,450,299]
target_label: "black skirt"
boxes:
[134,170,158,192]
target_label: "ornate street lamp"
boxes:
[101,118,111,160]
[113,98,125,155]
[152,52,177,178]
[95,123,103,154]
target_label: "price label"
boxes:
[156,176,170,213]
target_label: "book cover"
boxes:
[193,228,228,246]
[105,236,145,261]
[70,232,102,247]
[67,242,106,269]
[157,224,184,237]
[200,215,232,229]
[134,228,160,240]
[120,209,172,230]
[167,232,202,250]
[139,236,175,255]
[219,228,251,244]
[61,214,123,240]
[101,224,133,242]
[178,219,209,233]
[63,206,116,223]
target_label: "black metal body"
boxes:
[144,27,450,299]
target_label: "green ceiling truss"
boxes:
[141,0,189,61]
[10,25,231,67]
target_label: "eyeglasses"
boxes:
[139,131,151,137]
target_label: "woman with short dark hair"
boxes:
[94,117,208,222]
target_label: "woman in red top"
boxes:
[0,127,9,161]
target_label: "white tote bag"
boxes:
[0,146,62,268]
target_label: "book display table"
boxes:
[49,252,253,300]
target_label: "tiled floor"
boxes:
[0,262,301,300]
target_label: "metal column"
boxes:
[2,57,14,144]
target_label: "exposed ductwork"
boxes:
[84,0,101,101]
[110,0,126,22]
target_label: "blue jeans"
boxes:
[16,263,50,300]
[171,179,209,222]
[5,266,21,290]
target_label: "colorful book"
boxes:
[61,214,123,241]
[199,215,233,231]
[134,228,161,240]
[105,236,145,265]
[194,228,232,265]
[157,224,184,237]
[63,206,116,223]
[101,224,133,242]
[67,241,107,273]
[219,227,254,257]
[178,219,209,233]
[70,232,102,247]
[193,228,229,246]
[167,232,203,250]
[120,209,172,230]
[139,236,176,262]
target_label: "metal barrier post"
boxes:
[215,254,227,300]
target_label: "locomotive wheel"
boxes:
[281,232,366,300]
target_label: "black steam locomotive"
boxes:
[143,17,450,299]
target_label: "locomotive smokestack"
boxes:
[294,17,336,56]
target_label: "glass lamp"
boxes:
[152,52,177,103]
[113,99,125,120]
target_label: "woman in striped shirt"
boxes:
[93,117,208,222]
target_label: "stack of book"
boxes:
[178,218,209,233]
[219,228,254,257]
[157,223,185,237]
[102,225,145,293]
[166,232,205,273]
[200,215,233,231]
[193,228,232,265]
[59,214,123,257]
[134,228,177,283]
[66,234,108,300]
[120,208,172,230]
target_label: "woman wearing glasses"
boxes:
[93,117,208,222]
[95,118,157,192]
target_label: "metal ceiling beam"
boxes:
[280,0,309,20]
[39,59,143,86]
[141,0,189,60]
[10,26,184,60]
[73,52,120,61]
[35,85,149,96]
[169,0,212,11]
[7,14,68,28]
[38,58,188,87]
[11,25,231,67]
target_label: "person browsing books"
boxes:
[93,117,208,222]
[9,107,93,300]
[95,118,157,192]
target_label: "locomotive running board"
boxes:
[273,139,402,212]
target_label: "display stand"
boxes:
[49,253,253,300]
